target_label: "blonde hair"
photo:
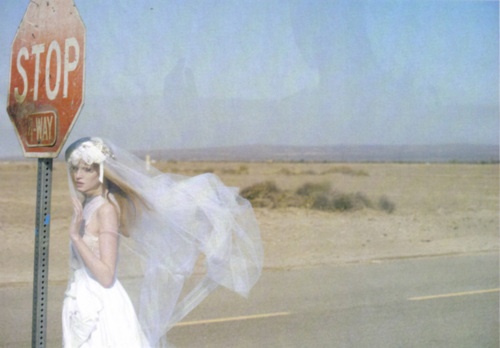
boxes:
[103,165,150,237]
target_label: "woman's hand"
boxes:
[69,197,83,241]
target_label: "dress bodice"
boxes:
[63,193,149,347]
[81,195,107,259]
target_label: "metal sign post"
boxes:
[32,158,53,347]
[6,1,85,346]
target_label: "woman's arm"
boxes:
[70,198,119,288]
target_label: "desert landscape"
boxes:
[0,159,497,285]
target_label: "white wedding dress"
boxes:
[62,196,150,348]
[62,137,263,347]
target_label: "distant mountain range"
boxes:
[2,144,497,163]
[138,144,499,163]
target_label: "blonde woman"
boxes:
[62,137,263,347]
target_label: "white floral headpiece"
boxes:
[68,138,113,183]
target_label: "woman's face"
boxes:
[70,161,102,196]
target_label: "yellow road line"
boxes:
[409,288,500,301]
[174,311,291,327]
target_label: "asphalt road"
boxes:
[1,252,498,347]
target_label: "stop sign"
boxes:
[7,0,85,158]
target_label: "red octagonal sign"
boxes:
[7,0,85,158]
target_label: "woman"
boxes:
[62,137,263,347]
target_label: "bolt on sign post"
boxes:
[6,0,85,346]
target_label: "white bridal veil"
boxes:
[65,137,263,347]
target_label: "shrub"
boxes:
[240,181,395,213]
[302,169,318,175]
[296,182,331,197]
[222,165,250,175]
[354,192,373,209]
[277,168,295,175]
[311,194,332,211]
[378,195,395,213]
[276,168,318,175]
[331,193,354,211]
[238,165,249,174]
[322,166,369,176]
[240,181,279,200]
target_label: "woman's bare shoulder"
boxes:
[96,200,119,224]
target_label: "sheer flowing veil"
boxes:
[65,137,264,347]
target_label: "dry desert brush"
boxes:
[240,181,395,213]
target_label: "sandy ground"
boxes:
[0,161,498,284]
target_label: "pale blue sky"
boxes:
[0,0,498,158]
